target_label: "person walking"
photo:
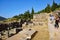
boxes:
[49,14,54,24]
[55,18,59,29]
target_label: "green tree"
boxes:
[45,4,51,13]
[51,0,58,11]
[31,8,34,15]
[58,4,60,8]
[37,9,45,13]
[18,14,24,19]
[13,15,19,20]
[31,8,34,19]
[13,15,18,18]
[24,10,30,19]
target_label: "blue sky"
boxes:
[0,0,60,18]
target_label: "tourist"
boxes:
[49,14,54,24]
[55,18,59,29]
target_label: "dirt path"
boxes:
[48,16,60,40]
[31,25,49,40]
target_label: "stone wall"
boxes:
[33,13,48,26]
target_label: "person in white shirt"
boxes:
[49,14,54,24]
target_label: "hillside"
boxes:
[0,16,6,21]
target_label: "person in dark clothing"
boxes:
[55,19,59,29]
[58,17,60,23]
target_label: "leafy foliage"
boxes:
[12,0,60,21]
[38,0,60,13]
[45,4,51,13]
[30,8,35,19]
[13,8,35,20]
[51,0,58,11]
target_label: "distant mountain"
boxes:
[0,16,6,21]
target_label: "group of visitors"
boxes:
[55,12,60,29]
[49,13,60,29]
